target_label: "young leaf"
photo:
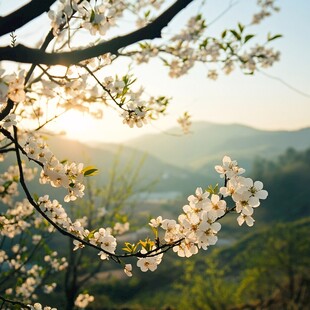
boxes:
[206,183,219,194]
[267,33,283,42]
[82,166,99,177]
[238,23,244,33]
[244,34,255,44]
[230,29,241,41]
[33,193,39,203]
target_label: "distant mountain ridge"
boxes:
[122,121,310,175]
[5,121,308,197]
[45,135,207,194]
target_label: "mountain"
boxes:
[39,135,207,195]
[123,121,310,175]
[45,121,310,194]
[3,121,310,197]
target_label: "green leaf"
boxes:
[33,193,39,203]
[221,30,227,39]
[244,34,255,44]
[90,10,95,23]
[267,33,283,42]
[206,183,219,194]
[82,166,99,177]
[87,229,96,239]
[230,30,241,41]
[144,10,150,18]
[238,23,244,33]
[3,180,13,189]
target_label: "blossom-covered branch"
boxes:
[0,0,194,65]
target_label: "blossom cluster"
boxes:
[172,14,206,43]
[121,95,170,128]
[216,156,268,226]
[0,199,34,238]
[128,7,281,80]
[0,70,25,105]
[74,293,95,309]
[89,227,117,260]
[48,0,164,38]
[139,156,268,273]
[0,113,17,129]
[48,0,165,37]
[44,251,68,272]
[241,45,280,73]
[252,0,280,24]
[39,195,87,236]
[0,163,37,206]
[136,247,163,272]
[48,0,124,36]
[3,246,66,303]
[177,111,192,134]
[25,135,86,202]
[100,75,170,128]
[38,195,118,261]
[28,303,57,310]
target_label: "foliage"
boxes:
[252,147,310,222]
[166,219,310,310]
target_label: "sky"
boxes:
[1,0,310,143]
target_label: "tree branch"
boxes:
[0,0,57,36]
[0,0,194,65]
[0,295,31,310]
[11,126,183,261]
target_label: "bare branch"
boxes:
[0,0,57,36]
[0,0,194,65]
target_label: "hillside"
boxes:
[123,121,310,175]
[29,135,207,195]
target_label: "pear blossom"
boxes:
[177,111,192,134]
[207,69,218,80]
[124,264,133,277]
[237,213,255,227]
[74,293,95,309]
[5,71,26,102]
[173,239,198,258]
[234,193,259,216]
[73,240,85,251]
[187,186,210,207]
[197,218,221,250]
[137,247,163,272]
[113,222,130,235]
[206,194,227,221]
[215,155,245,178]
[28,302,57,310]
[149,216,163,228]
[1,113,17,128]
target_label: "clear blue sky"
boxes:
[1,0,310,143]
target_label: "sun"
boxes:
[46,110,98,142]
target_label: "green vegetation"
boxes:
[61,147,310,309]
[2,131,310,309]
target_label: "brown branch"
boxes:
[0,0,194,65]
[0,0,57,36]
[0,296,31,310]
[0,99,14,122]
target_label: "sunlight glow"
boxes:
[46,110,100,141]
